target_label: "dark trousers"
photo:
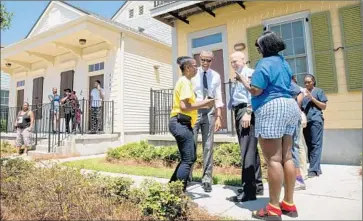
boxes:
[65,112,75,133]
[91,107,102,132]
[169,117,196,191]
[234,106,263,195]
[303,121,324,175]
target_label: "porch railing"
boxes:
[154,1,176,8]
[149,80,236,135]
[0,99,115,153]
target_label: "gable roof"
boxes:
[24,1,170,46]
[111,1,129,20]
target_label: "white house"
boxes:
[0,1,172,144]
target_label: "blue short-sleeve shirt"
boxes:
[302,87,328,122]
[251,55,294,111]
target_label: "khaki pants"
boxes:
[298,126,308,179]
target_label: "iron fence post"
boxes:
[111,100,114,134]
[34,111,38,146]
[81,98,85,135]
[5,107,9,132]
[149,88,153,135]
[48,107,52,152]
[228,79,235,136]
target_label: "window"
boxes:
[0,90,9,107]
[268,17,311,86]
[139,6,144,15]
[192,33,222,48]
[129,9,134,18]
[88,62,105,73]
[17,80,25,87]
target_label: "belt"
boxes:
[232,103,248,111]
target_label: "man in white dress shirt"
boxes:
[190,50,224,192]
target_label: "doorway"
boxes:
[193,49,228,130]
[32,77,44,119]
[60,70,75,118]
[16,89,24,113]
[88,74,104,131]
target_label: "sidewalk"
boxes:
[33,155,362,220]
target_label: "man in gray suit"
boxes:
[190,50,224,192]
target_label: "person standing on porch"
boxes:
[61,89,77,134]
[189,50,224,193]
[90,80,104,134]
[226,51,264,202]
[48,87,60,133]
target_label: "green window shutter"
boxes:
[246,25,264,68]
[310,11,338,93]
[340,5,362,91]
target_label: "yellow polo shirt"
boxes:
[170,76,197,127]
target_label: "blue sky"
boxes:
[0,1,125,46]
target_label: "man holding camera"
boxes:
[227,51,264,202]
[190,50,224,193]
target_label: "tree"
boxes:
[0,3,13,31]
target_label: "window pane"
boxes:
[283,39,294,56]
[192,33,222,48]
[286,58,296,74]
[95,63,100,71]
[297,73,308,87]
[4,98,8,105]
[270,25,281,38]
[89,65,94,72]
[100,62,104,70]
[296,57,307,74]
[294,37,305,55]
[281,23,292,40]
[292,20,304,38]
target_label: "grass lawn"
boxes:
[63,158,244,186]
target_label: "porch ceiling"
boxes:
[153,1,245,26]
[0,18,118,75]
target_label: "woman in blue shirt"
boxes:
[302,74,328,178]
[237,31,300,220]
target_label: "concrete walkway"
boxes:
[25,155,363,220]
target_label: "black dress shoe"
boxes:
[226,191,256,202]
[202,182,212,193]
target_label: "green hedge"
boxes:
[107,141,248,168]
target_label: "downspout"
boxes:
[171,22,178,86]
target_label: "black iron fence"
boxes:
[0,99,114,153]
[149,80,236,135]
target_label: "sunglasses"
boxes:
[201,59,212,63]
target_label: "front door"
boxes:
[193,49,228,131]
[89,74,104,131]
[60,70,74,118]
[16,89,24,113]
[32,77,44,119]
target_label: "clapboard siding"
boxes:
[112,1,171,45]
[29,3,83,37]
[122,36,172,132]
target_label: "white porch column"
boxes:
[172,22,178,86]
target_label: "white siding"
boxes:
[112,1,172,45]
[29,2,84,37]
[122,36,172,133]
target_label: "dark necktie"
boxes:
[203,71,208,89]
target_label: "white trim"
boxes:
[27,1,86,38]
[172,23,178,86]
[263,11,314,76]
[119,33,126,143]
[150,1,202,17]
[187,25,232,132]
[83,50,108,62]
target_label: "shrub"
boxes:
[0,141,17,157]
[1,158,218,221]
[0,119,7,132]
[140,179,188,221]
[214,143,241,167]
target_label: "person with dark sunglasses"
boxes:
[189,50,224,193]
